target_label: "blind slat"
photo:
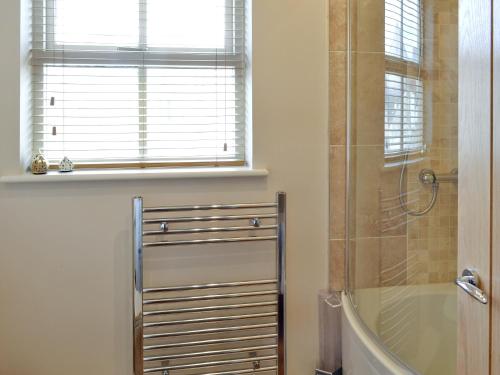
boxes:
[385,0,422,64]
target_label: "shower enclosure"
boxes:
[339,1,498,374]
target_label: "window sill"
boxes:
[383,156,425,169]
[0,167,269,183]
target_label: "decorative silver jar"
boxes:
[31,153,49,174]
[59,156,74,173]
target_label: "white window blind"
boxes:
[385,0,421,63]
[384,73,424,155]
[31,0,246,168]
[384,0,424,156]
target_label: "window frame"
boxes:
[31,0,246,169]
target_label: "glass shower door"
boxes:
[344,0,493,373]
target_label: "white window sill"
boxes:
[0,167,269,183]
[384,156,425,170]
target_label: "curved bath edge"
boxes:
[341,291,416,375]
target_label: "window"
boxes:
[384,0,424,156]
[384,73,424,154]
[32,0,246,168]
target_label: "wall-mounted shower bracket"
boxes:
[419,169,437,185]
[420,168,458,185]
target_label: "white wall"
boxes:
[0,0,329,374]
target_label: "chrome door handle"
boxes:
[455,268,488,304]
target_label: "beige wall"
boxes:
[0,1,330,374]
[329,0,348,291]
[329,0,458,291]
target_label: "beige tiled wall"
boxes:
[329,0,348,291]
[329,0,458,291]
[406,0,458,284]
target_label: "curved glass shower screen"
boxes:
[345,0,458,374]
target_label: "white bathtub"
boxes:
[341,283,457,375]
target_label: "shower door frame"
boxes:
[491,1,500,373]
[459,1,500,374]
[458,0,491,372]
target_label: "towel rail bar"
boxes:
[143,312,278,328]
[143,290,278,305]
[143,323,278,340]
[143,236,277,247]
[144,344,278,362]
[143,225,278,236]
[143,301,278,317]
[143,214,277,225]
[143,355,278,373]
[143,202,278,213]
[143,333,278,351]
[143,279,277,293]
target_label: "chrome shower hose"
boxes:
[399,153,439,217]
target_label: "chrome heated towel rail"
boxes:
[133,192,286,375]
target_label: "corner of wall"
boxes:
[328,0,348,292]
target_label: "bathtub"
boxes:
[341,283,457,375]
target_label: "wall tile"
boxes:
[329,239,345,291]
[380,236,407,286]
[329,0,348,52]
[329,51,347,145]
[350,0,385,53]
[350,52,385,146]
[353,237,381,288]
[330,146,346,239]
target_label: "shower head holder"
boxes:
[419,169,437,185]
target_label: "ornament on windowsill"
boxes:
[31,152,49,174]
[58,156,74,173]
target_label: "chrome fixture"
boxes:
[455,268,488,304]
[418,168,459,185]
[418,169,437,185]
[434,168,459,183]
[133,193,287,375]
[399,153,458,216]
[250,218,262,228]
[159,222,169,233]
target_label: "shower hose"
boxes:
[399,152,439,216]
